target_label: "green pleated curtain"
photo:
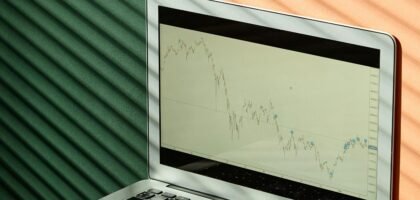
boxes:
[0,0,147,199]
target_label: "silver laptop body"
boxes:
[101,1,397,199]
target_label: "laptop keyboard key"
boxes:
[136,191,155,199]
[175,196,190,200]
[127,197,141,200]
[130,189,191,200]
[161,192,176,198]
[148,188,163,194]
[149,196,168,200]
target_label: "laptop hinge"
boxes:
[167,184,228,200]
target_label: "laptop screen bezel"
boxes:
[147,1,397,199]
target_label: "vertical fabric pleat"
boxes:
[0,0,147,199]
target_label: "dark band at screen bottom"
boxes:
[161,147,362,200]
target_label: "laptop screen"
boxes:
[158,6,381,200]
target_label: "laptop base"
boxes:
[99,179,215,200]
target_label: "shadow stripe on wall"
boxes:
[0,60,137,186]
[0,123,77,200]
[0,4,147,146]
[7,0,148,112]
[0,44,145,178]
[0,0,147,199]
[0,7,147,161]
[0,100,100,199]
[0,22,147,166]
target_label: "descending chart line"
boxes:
[161,38,369,179]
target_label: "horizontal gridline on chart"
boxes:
[161,96,368,143]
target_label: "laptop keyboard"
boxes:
[127,188,191,200]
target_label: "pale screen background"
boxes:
[160,24,379,199]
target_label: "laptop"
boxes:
[100,0,398,199]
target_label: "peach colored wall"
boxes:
[229,0,419,199]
